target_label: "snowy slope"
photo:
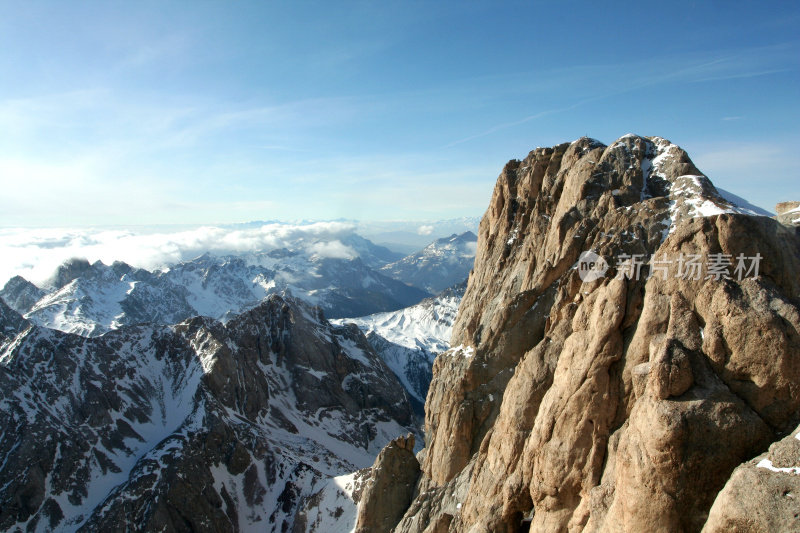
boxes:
[614,135,773,240]
[333,283,464,409]
[294,468,371,533]
[0,295,417,532]
[716,187,773,216]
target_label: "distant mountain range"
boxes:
[1,248,427,338]
[1,230,479,341]
[379,232,477,293]
[355,217,480,253]
[0,226,473,532]
[217,217,481,254]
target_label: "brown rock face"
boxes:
[355,433,420,533]
[371,135,800,532]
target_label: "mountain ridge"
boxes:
[2,247,431,337]
[0,293,418,531]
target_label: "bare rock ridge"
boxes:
[357,135,800,532]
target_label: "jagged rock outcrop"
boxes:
[0,299,28,350]
[0,294,417,531]
[366,135,800,532]
[355,433,420,533]
[777,201,800,226]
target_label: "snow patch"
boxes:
[756,458,800,475]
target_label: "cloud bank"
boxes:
[0,221,358,287]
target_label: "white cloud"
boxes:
[417,225,434,235]
[307,240,358,260]
[0,221,359,287]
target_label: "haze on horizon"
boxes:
[1,1,798,227]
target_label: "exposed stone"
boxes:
[355,433,421,533]
[703,426,800,532]
[386,135,800,532]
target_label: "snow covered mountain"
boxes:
[2,245,429,337]
[0,295,416,532]
[19,259,196,337]
[0,275,46,316]
[378,232,477,293]
[355,216,481,252]
[332,282,465,412]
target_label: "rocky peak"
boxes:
[0,275,45,315]
[355,433,420,533]
[363,134,800,532]
[45,257,92,289]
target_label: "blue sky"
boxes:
[0,0,798,226]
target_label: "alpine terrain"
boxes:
[0,294,418,532]
[333,282,465,413]
[356,134,800,532]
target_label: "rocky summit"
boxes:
[357,135,800,532]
